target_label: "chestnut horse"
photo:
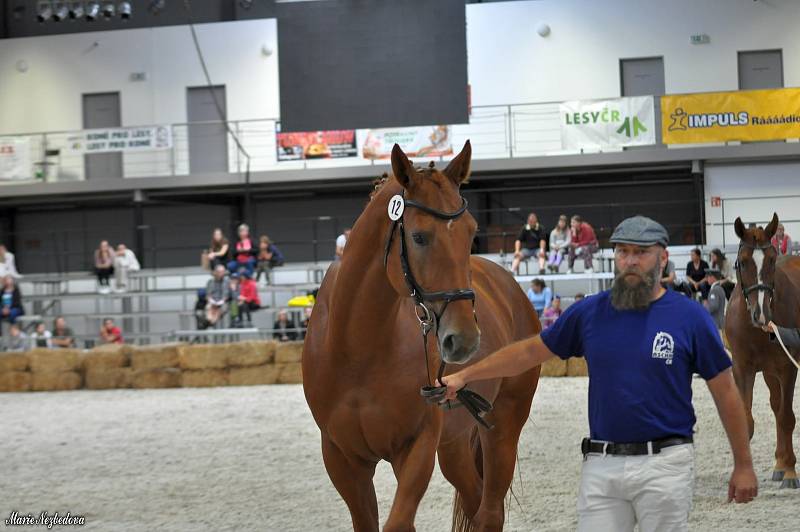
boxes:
[725,213,800,489]
[303,141,541,531]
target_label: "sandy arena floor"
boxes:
[1,377,798,531]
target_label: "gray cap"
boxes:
[706,268,722,278]
[609,215,669,248]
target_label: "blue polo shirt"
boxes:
[540,289,731,443]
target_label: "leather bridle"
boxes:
[734,240,775,322]
[383,190,493,429]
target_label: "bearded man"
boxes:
[440,215,757,532]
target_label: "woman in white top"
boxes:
[547,215,572,273]
[114,243,141,292]
[0,245,21,279]
[30,322,53,349]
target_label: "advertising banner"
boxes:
[65,126,172,154]
[559,96,656,149]
[661,88,800,144]
[362,125,452,160]
[276,125,357,161]
[0,137,32,180]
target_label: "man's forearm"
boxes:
[461,335,554,384]
[708,370,753,466]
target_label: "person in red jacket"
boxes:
[771,223,792,256]
[567,215,599,274]
[237,270,261,326]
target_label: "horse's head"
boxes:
[387,140,480,364]
[734,213,779,328]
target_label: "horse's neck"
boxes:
[328,198,403,346]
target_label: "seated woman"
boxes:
[206,228,230,271]
[526,278,551,318]
[227,224,257,277]
[94,240,115,294]
[709,248,735,299]
[0,275,24,326]
[255,235,285,285]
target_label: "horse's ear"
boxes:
[764,212,779,240]
[734,217,746,240]
[391,144,415,189]
[443,140,472,186]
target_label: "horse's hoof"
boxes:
[780,478,800,489]
[772,470,786,481]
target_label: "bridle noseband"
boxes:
[734,240,775,318]
[383,190,493,429]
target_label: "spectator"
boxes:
[206,228,230,271]
[194,289,210,330]
[526,278,552,318]
[228,273,242,328]
[51,317,76,348]
[547,215,571,273]
[100,318,123,344]
[5,323,28,352]
[228,224,257,277]
[255,235,285,285]
[237,271,261,327]
[335,228,352,260]
[771,223,792,256]
[511,213,547,275]
[205,264,230,328]
[661,250,677,290]
[703,269,726,338]
[709,248,735,299]
[0,275,24,328]
[685,248,710,299]
[301,306,313,339]
[114,243,140,292]
[94,240,115,294]
[567,215,599,274]
[0,244,21,279]
[273,309,298,342]
[574,292,585,302]
[541,295,563,329]
[30,321,52,349]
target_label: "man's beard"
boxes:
[610,261,661,311]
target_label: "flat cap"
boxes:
[609,215,669,248]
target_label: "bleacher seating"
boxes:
[7,245,739,346]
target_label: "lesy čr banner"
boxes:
[661,87,800,144]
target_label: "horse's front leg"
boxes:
[776,367,798,489]
[383,418,442,532]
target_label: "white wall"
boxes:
[466,0,800,106]
[0,19,279,135]
[704,161,800,246]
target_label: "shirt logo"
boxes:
[652,332,675,365]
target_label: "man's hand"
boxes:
[728,465,758,503]
[437,372,467,402]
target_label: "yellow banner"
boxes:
[661,88,800,144]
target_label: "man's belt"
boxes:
[581,436,693,456]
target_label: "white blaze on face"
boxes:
[447,219,454,231]
[752,248,766,323]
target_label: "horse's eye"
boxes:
[412,233,427,246]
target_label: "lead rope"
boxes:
[769,323,800,371]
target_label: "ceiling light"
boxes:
[36,2,53,23]
[118,1,131,19]
[69,2,84,19]
[102,1,115,18]
[85,2,100,20]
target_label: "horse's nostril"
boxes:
[442,334,456,354]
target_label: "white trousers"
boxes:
[577,444,695,532]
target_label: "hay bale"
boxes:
[85,367,133,390]
[539,357,568,377]
[0,371,31,392]
[131,368,182,389]
[226,341,276,367]
[28,349,82,372]
[567,357,589,377]
[177,344,227,370]
[276,362,303,384]
[228,365,281,386]
[275,342,304,364]
[0,352,29,372]
[130,343,181,371]
[30,371,82,392]
[181,369,229,388]
[82,344,130,370]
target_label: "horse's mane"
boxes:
[369,161,439,201]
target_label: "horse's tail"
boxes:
[451,428,483,532]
